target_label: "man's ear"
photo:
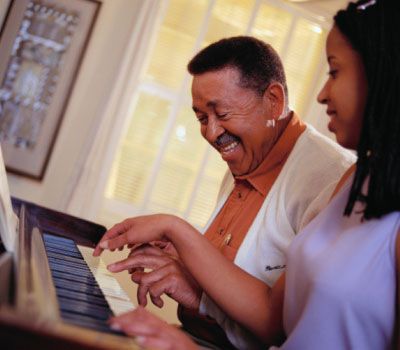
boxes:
[263,82,286,120]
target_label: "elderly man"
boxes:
[95,36,355,349]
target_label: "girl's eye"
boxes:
[328,69,338,79]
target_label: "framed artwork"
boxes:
[0,0,100,179]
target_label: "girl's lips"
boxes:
[328,119,335,133]
[326,110,336,132]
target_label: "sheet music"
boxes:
[0,146,18,252]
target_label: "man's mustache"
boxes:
[214,133,240,147]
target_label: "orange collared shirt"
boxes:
[204,113,306,261]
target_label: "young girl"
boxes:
[96,0,400,348]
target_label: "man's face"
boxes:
[191,67,277,176]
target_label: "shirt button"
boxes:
[223,233,232,246]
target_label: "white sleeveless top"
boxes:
[281,178,399,349]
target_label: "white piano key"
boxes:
[77,245,135,316]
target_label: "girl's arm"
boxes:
[395,230,400,349]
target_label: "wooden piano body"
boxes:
[0,197,140,349]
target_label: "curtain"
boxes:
[66,0,164,220]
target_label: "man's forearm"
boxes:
[166,218,284,343]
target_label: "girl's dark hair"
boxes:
[335,0,400,219]
[187,36,288,98]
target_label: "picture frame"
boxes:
[0,0,100,179]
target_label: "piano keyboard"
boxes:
[78,244,135,316]
[42,233,134,334]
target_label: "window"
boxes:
[101,0,330,229]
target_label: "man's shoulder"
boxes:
[278,124,356,187]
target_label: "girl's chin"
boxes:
[335,135,358,150]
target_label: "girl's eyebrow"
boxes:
[328,55,337,63]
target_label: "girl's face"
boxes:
[317,26,368,150]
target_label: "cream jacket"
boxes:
[198,125,356,350]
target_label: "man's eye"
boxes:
[216,113,228,118]
[197,116,207,125]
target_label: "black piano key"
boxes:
[53,277,104,297]
[61,312,115,333]
[43,233,77,247]
[58,296,113,321]
[43,240,80,252]
[51,270,100,288]
[42,233,127,336]
[48,260,95,279]
[46,250,91,266]
[47,258,97,277]
[51,272,97,287]
[43,233,75,242]
[44,245,84,259]
[47,256,90,271]
[45,242,82,254]
[55,288,109,307]
[44,242,81,255]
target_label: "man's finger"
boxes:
[129,267,144,275]
[99,232,130,251]
[131,271,144,283]
[138,267,178,306]
[93,222,129,256]
[137,283,150,307]
[129,244,165,258]
[154,241,179,256]
[109,307,161,336]
[109,307,197,350]
[107,254,171,273]
[93,245,104,257]
[135,268,173,307]
[150,294,164,308]
[135,336,172,350]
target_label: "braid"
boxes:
[338,0,400,219]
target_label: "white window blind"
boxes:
[100,0,330,229]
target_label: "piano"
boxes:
[0,196,141,349]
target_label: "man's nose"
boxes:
[204,117,224,143]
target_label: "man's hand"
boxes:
[109,307,199,350]
[93,214,181,257]
[108,244,202,310]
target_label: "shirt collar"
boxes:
[235,112,306,196]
